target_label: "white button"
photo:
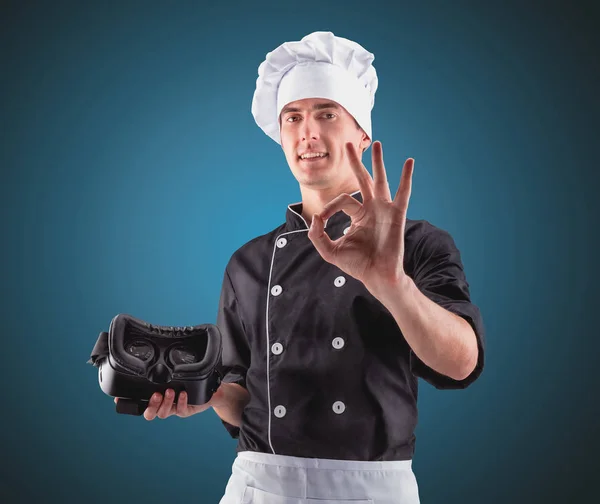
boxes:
[334,276,346,287]
[276,238,287,248]
[274,405,287,418]
[343,227,350,235]
[271,285,282,296]
[271,342,283,355]
[332,401,346,414]
[332,337,345,349]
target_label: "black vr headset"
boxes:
[87,314,223,416]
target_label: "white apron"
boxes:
[218,451,420,504]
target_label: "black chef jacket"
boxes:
[216,190,485,461]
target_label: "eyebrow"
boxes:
[280,102,340,116]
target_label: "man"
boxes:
[123,31,485,503]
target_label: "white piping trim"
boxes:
[266,228,308,454]
[286,189,361,230]
[266,189,361,454]
[286,203,310,229]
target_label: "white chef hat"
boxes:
[251,31,378,145]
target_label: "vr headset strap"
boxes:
[87,331,109,367]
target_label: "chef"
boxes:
[183,31,485,503]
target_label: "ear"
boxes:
[360,132,372,154]
[279,115,285,149]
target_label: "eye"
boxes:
[286,116,300,123]
[323,113,336,119]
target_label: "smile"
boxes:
[299,153,329,161]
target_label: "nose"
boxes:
[300,116,320,141]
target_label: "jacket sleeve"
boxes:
[216,267,250,438]
[408,226,486,389]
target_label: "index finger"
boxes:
[345,142,374,202]
[143,392,163,421]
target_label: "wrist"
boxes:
[211,382,249,428]
[364,271,414,305]
[210,383,228,410]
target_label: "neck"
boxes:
[299,182,361,226]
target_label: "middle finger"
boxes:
[345,143,374,202]
[371,141,391,201]
[176,390,189,417]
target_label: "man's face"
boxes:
[279,98,371,190]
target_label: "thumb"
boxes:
[308,214,335,264]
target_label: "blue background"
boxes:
[1,1,598,502]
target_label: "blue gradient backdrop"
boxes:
[1,1,598,503]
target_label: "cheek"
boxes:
[284,147,299,166]
[280,132,295,156]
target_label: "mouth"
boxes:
[298,153,329,162]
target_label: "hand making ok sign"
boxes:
[307,141,414,296]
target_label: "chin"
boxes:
[291,159,336,183]
[299,175,334,189]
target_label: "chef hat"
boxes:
[251,31,378,145]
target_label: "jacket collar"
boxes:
[285,190,363,231]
